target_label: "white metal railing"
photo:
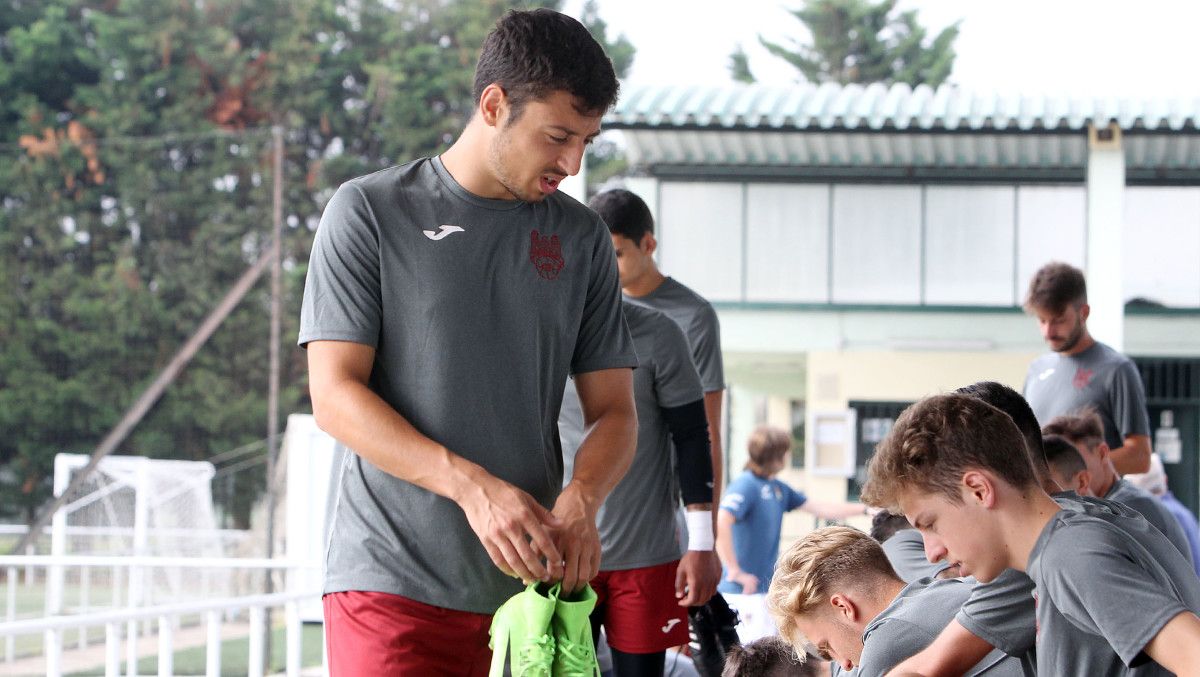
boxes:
[0,588,318,677]
[0,555,321,676]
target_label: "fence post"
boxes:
[105,622,121,677]
[248,605,265,677]
[157,615,173,677]
[206,609,222,677]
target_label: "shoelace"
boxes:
[554,638,600,677]
[513,633,555,677]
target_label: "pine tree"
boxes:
[760,0,958,87]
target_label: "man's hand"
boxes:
[458,473,563,584]
[550,483,601,593]
[726,568,759,594]
[676,550,721,606]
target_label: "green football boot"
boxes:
[489,581,558,677]
[551,583,601,677]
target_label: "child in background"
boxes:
[716,426,867,642]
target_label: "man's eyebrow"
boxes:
[547,125,601,140]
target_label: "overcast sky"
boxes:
[561,0,1200,99]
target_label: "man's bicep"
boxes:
[573,367,634,424]
[307,340,375,388]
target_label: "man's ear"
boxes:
[830,592,858,623]
[478,83,507,128]
[1075,469,1093,496]
[1078,303,1090,324]
[961,470,997,508]
[1095,441,1110,462]
[640,232,657,257]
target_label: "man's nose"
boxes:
[924,536,947,563]
[558,141,585,176]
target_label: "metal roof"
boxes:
[607,83,1200,132]
[605,83,1200,179]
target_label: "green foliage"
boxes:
[760,0,958,87]
[729,44,756,84]
[0,0,634,523]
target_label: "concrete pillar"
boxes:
[1085,122,1126,350]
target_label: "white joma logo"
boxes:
[661,618,681,633]
[423,225,464,241]
[1038,368,1055,381]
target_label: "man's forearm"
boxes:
[704,389,725,498]
[1110,434,1152,475]
[564,405,637,506]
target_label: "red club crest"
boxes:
[529,230,565,280]
[1072,367,1094,390]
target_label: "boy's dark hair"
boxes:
[955,381,1052,487]
[473,8,619,121]
[721,635,819,677]
[1043,434,1088,479]
[1025,262,1087,314]
[588,188,654,244]
[862,394,1038,511]
[1042,409,1106,450]
[870,510,913,543]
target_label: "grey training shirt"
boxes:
[1028,508,1200,676]
[298,157,637,613]
[560,301,704,570]
[855,578,1024,677]
[624,277,725,393]
[1105,477,1196,566]
[1024,341,1150,450]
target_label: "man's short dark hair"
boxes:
[473,9,619,120]
[1043,433,1087,479]
[1042,409,1105,450]
[870,510,913,543]
[1025,262,1087,314]
[588,188,654,244]
[721,635,819,677]
[955,381,1051,486]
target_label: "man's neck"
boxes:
[1004,490,1062,572]
[1096,471,1118,498]
[622,268,666,298]
[439,124,508,200]
[1059,331,1096,357]
[861,578,910,629]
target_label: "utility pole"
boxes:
[262,125,284,673]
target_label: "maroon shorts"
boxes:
[323,590,492,676]
[591,560,688,654]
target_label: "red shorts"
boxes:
[323,591,492,676]
[591,560,688,654]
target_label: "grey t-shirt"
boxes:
[298,157,637,613]
[956,494,1157,660]
[560,301,704,570]
[881,529,949,583]
[1028,508,1200,676]
[624,277,725,393]
[1024,341,1150,450]
[1106,477,1196,566]
[854,578,1024,677]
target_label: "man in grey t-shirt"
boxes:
[1022,261,1152,474]
[591,189,726,496]
[764,527,1021,677]
[560,301,720,674]
[299,10,638,675]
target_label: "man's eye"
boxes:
[548,135,567,144]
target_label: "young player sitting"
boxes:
[765,526,1022,677]
[862,393,1200,676]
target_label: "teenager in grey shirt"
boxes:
[765,527,1022,677]
[1022,262,1152,474]
[560,301,720,675]
[862,394,1200,677]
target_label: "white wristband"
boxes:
[685,510,715,551]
